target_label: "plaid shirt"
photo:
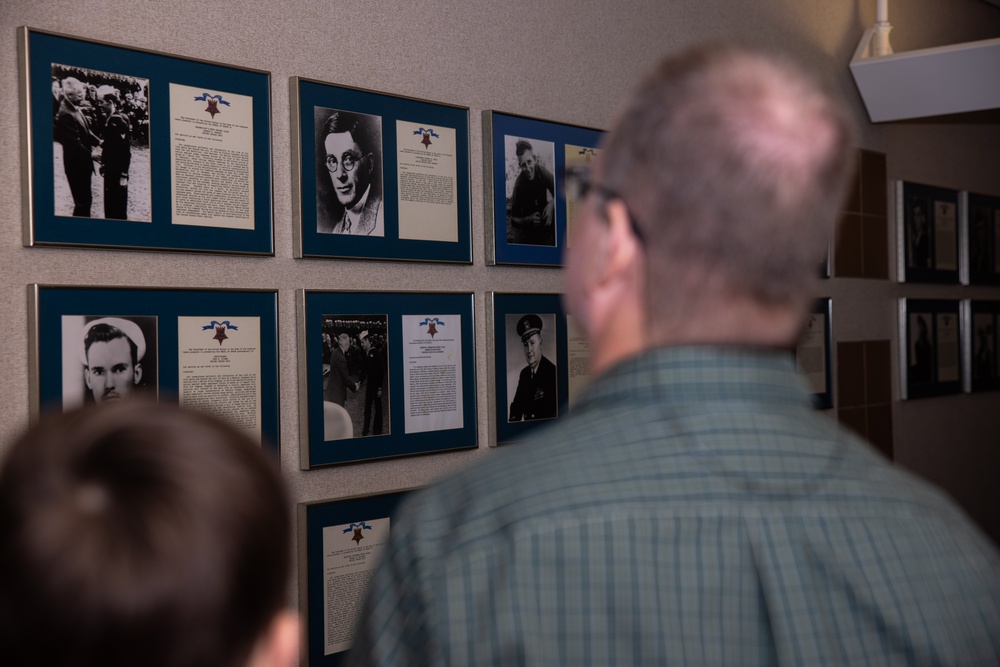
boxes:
[349,347,1000,666]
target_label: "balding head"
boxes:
[598,44,855,330]
[61,76,86,105]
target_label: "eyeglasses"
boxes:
[579,177,647,247]
[325,152,363,173]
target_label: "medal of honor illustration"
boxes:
[419,316,445,338]
[343,521,374,544]
[413,127,440,149]
[193,92,232,118]
[201,320,239,345]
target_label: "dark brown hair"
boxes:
[0,402,290,667]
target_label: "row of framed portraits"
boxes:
[20,27,601,267]
[50,285,998,472]
[898,181,1000,285]
[900,298,1000,399]
[796,296,1000,403]
[29,285,597,467]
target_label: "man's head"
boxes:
[82,318,145,403]
[0,402,298,667]
[565,44,856,371]
[516,140,537,180]
[61,76,86,106]
[322,112,377,210]
[517,314,544,372]
[360,330,371,352]
[96,85,120,114]
[337,332,351,353]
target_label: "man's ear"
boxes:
[133,363,143,385]
[247,610,300,667]
[600,198,643,287]
[84,368,92,390]
[364,153,374,176]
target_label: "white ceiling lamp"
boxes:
[849,0,1000,122]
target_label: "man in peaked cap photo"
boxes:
[508,313,557,422]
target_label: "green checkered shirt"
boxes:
[348,347,1000,666]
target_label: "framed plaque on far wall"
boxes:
[966,300,1000,393]
[899,298,962,400]
[964,191,1000,286]
[896,181,960,284]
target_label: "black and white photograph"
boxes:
[504,135,556,246]
[61,315,158,409]
[321,315,388,441]
[908,312,934,385]
[972,312,996,383]
[907,196,931,270]
[52,63,151,222]
[967,193,1000,285]
[505,312,558,422]
[315,107,384,237]
[969,301,1000,393]
[901,299,963,399]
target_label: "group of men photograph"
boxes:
[322,318,388,439]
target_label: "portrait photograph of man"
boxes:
[51,64,151,222]
[321,315,389,441]
[61,315,158,409]
[972,313,996,383]
[505,312,558,422]
[314,107,384,237]
[907,197,931,270]
[504,135,556,247]
[908,313,934,385]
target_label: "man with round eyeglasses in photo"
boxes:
[317,109,384,236]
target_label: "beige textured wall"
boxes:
[2,0,999,607]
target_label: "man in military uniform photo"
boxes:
[508,313,557,421]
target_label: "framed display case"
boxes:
[291,78,472,263]
[483,110,602,266]
[896,181,959,284]
[795,298,833,409]
[29,284,280,454]
[964,191,1000,286]
[899,298,962,399]
[298,489,415,666]
[19,27,274,254]
[297,289,477,467]
[486,292,592,445]
[966,300,1000,393]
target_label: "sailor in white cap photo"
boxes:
[80,317,147,403]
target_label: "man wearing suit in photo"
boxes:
[55,76,101,218]
[324,332,358,407]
